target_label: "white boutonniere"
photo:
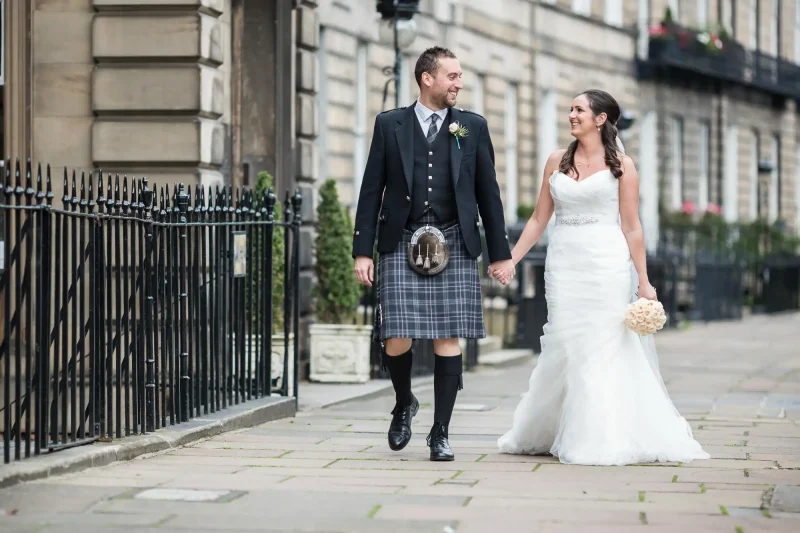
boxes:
[449,122,468,149]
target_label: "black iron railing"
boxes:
[641,24,800,99]
[0,158,301,464]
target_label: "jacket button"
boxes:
[355,231,360,235]
[406,196,410,201]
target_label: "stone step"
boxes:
[478,348,534,368]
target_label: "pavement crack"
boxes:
[719,505,729,516]
[476,454,487,462]
[638,491,646,503]
[323,459,340,468]
[451,470,464,480]
[744,469,751,478]
[532,463,543,472]
[278,475,296,484]
[462,496,473,507]
[368,504,381,519]
[672,475,678,483]
[638,512,648,525]
[699,483,707,494]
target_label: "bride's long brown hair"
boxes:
[559,89,624,179]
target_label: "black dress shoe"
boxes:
[427,422,454,461]
[388,395,419,451]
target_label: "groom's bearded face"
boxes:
[426,57,463,109]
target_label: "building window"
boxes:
[750,130,760,219]
[770,134,781,221]
[505,83,519,221]
[572,0,591,17]
[723,125,740,222]
[537,89,558,194]
[353,41,368,205]
[722,0,735,35]
[698,122,711,211]
[605,0,623,26]
[668,116,684,210]
[667,0,680,21]
[771,0,781,56]
[750,0,760,50]
[697,0,709,28]
[472,73,485,117]
[317,28,328,184]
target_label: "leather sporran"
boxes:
[407,225,450,276]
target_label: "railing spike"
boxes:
[4,159,12,196]
[34,163,44,204]
[80,171,87,212]
[45,164,54,205]
[97,170,106,212]
[62,167,71,208]
[87,172,95,213]
[25,158,34,200]
[71,170,79,210]
[122,176,129,215]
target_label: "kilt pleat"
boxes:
[376,215,485,340]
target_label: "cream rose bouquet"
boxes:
[624,298,667,336]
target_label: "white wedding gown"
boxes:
[497,169,710,466]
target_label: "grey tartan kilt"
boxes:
[375,215,486,341]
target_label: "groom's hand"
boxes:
[488,259,515,286]
[354,256,374,287]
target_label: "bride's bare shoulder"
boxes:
[545,149,567,172]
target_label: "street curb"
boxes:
[0,396,295,489]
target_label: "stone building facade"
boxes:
[316,0,800,252]
[1,0,798,254]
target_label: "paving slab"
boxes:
[1,312,800,531]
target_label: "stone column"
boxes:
[91,0,230,189]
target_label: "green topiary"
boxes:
[314,179,361,324]
[251,170,285,335]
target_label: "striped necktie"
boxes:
[426,114,440,144]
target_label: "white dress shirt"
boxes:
[414,99,448,137]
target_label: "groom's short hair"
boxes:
[415,46,457,87]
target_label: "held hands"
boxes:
[488,259,515,286]
[354,256,374,287]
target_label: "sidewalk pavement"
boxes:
[2,313,800,532]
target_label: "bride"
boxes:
[489,90,709,466]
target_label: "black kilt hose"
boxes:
[376,211,485,341]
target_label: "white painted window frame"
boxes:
[750,0,759,50]
[505,83,519,222]
[697,0,709,28]
[750,130,760,220]
[353,41,368,205]
[668,116,684,210]
[769,134,781,222]
[668,0,680,20]
[698,122,710,211]
[572,0,592,17]
[723,125,740,222]
[604,0,623,26]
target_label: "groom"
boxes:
[352,47,514,461]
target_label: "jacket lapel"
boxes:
[395,105,416,194]
[448,108,463,188]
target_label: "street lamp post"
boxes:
[376,0,419,111]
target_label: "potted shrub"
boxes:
[309,179,371,383]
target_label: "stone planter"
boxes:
[232,333,296,396]
[309,324,373,383]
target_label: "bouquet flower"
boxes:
[624,298,667,336]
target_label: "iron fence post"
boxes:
[291,190,302,409]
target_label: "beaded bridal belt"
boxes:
[555,214,618,226]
